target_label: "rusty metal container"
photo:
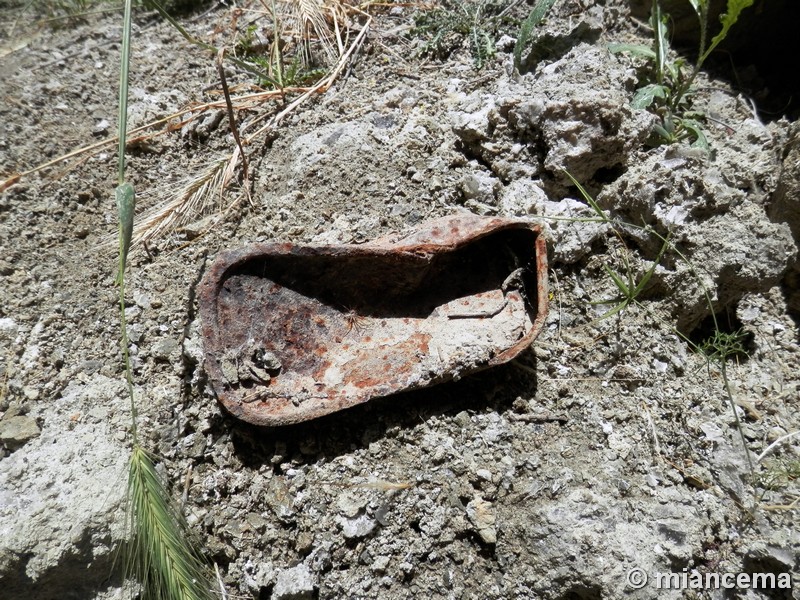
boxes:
[199,214,548,426]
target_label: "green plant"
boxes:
[236,1,329,92]
[412,0,512,69]
[513,0,557,72]
[610,0,754,148]
[589,236,669,320]
[246,41,328,91]
[755,441,800,510]
[115,0,214,597]
[697,328,753,473]
[562,172,669,322]
[126,446,213,600]
[559,172,762,488]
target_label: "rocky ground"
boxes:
[0,0,798,599]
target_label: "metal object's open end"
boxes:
[199,215,548,426]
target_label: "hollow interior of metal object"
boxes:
[200,218,548,426]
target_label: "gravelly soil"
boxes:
[1,1,798,599]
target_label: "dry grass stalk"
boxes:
[0,93,280,192]
[289,0,350,64]
[256,0,353,66]
[5,2,371,249]
[132,12,371,247]
[133,158,228,248]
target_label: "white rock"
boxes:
[466,497,496,545]
[273,563,315,600]
[338,514,376,539]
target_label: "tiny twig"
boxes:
[760,496,800,511]
[756,430,800,464]
[216,48,249,193]
[508,412,568,424]
[705,114,736,134]
[181,464,193,509]
[214,563,228,600]
[642,401,661,456]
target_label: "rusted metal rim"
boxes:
[199,214,548,426]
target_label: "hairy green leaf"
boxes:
[607,43,655,59]
[681,118,710,151]
[631,84,667,109]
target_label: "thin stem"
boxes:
[119,273,138,442]
[117,0,132,186]
[117,0,137,442]
[720,362,754,474]
[671,0,706,111]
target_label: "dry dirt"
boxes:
[1,1,799,599]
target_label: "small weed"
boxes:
[589,237,668,321]
[412,0,514,69]
[236,23,266,57]
[513,0,557,72]
[610,0,754,148]
[755,430,800,509]
[698,328,749,364]
[755,457,800,502]
[233,0,336,91]
[559,171,764,488]
[243,43,327,90]
[697,326,754,474]
[564,170,669,322]
[270,51,328,90]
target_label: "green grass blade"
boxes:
[114,1,215,597]
[603,263,631,297]
[117,0,133,186]
[589,296,625,307]
[589,298,629,322]
[116,0,137,440]
[650,1,668,85]
[562,169,610,223]
[632,233,669,297]
[513,0,558,70]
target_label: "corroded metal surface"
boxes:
[199,215,548,426]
